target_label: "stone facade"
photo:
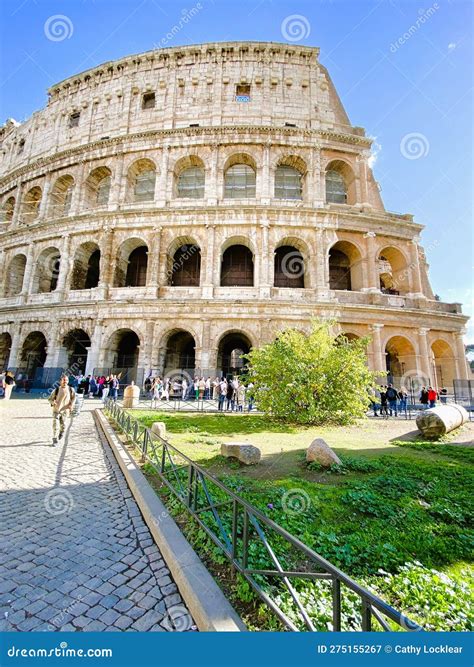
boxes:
[0,42,469,389]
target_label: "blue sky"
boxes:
[1,0,472,339]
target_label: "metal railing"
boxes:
[104,399,422,632]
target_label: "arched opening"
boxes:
[49,175,74,217]
[221,244,254,287]
[274,245,305,288]
[163,331,196,374]
[224,154,256,199]
[61,329,91,374]
[0,333,12,370]
[378,247,410,295]
[1,196,15,223]
[336,332,360,345]
[431,339,457,390]
[329,241,363,291]
[20,332,47,378]
[385,336,417,384]
[104,329,140,372]
[21,187,42,223]
[128,159,156,202]
[114,239,148,287]
[274,156,306,199]
[4,254,26,296]
[71,243,101,290]
[85,166,112,207]
[325,160,356,205]
[217,332,252,377]
[175,157,205,199]
[33,247,61,293]
[169,244,201,286]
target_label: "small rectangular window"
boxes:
[142,92,156,109]
[235,84,251,102]
[69,112,80,128]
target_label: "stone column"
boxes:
[85,320,103,375]
[369,324,385,372]
[44,322,60,368]
[56,235,72,298]
[12,181,23,227]
[38,173,52,221]
[207,144,219,205]
[146,226,161,296]
[110,155,125,207]
[260,143,271,204]
[157,147,169,207]
[417,328,432,382]
[69,162,86,216]
[200,320,211,374]
[363,232,379,292]
[97,228,114,299]
[259,221,271,298]
[141,320,156,373]
[6,324,22,370]
[202,224,216,298]
[409,240,423,296]
[357,155,369,205]
[311,148,324,207]
[454,331,469,380]
[0,250,7,296]
[22,244,37,300]
[315,227,328,295]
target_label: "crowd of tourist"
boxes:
[368,384,446,418]
[144,375,255,411]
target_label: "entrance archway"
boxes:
[431,339,456,390]
[0,333,12,370]
[4,254,26,296]
[385,336,417,384]
[220,244,254,287]
[20,332,47,378]
[217,332,252,377]
[61,329,91,374]
[163,331,196,374]
[71,243,100,290]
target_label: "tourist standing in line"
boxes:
[386,384,398,417]
[212,378,219,401]
[198,377,206,400]
[379,387,389,418]
[182,378,188,400]
[226,381,234,411]
[427,386,438,408]
[3,371,15,400]
[440,387,448,404]
[398,386,408,414]
[420,387,429,409]
[368,386,379,417]
[49,375,76,446]
[218,378,227,411]
[109,375,119,402]
[247,381,255,412]
[205,377,211,400]
[101,376,110,403]
[236,382,246,412]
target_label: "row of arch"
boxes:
[3,238,410,295]
[1,156,355,223]
[0,328,459,388]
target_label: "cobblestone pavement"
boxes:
[0,397,195,632]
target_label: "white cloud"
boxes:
[448,42,457,50]
[368,138,382,168]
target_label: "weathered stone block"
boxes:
[306,438,341,467]
[221,442,261,465]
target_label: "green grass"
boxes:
[130,410,474,630]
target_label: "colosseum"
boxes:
[0,41,469,391]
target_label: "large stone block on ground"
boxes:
[306,438,341,467]
[151,422,167,439]
[416,404,469,439]
[221,442,261,465]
